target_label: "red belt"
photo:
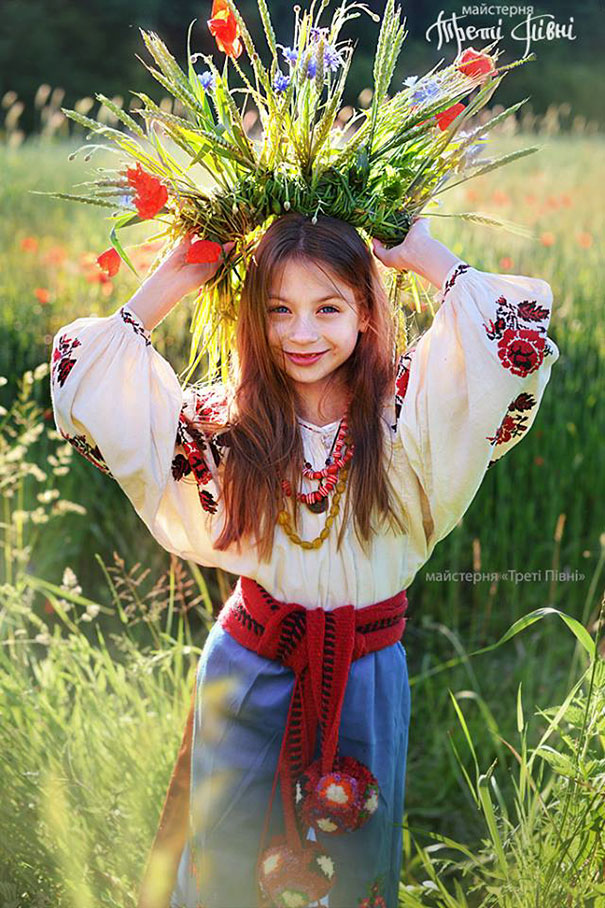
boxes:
[218,577,409,876]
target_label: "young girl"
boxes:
[50,213,559,908]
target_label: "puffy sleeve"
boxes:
[49,303,226,567]
[394,261,560,551]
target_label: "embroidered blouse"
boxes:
[49,261,560,610]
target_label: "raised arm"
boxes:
[374,220,560,552]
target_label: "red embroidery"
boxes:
[171,387,230,516]
[119,306,151,346]
[483,294,551,378]
[392,346,417,431]
[52,334,81,388]
[358,874,387,907]
[442,262,471,299]
[59,428,113,477]
[486,392,537,445]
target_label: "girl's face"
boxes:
[266,258,368,390]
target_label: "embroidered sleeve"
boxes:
[50,304,226,566]
[395,261,560,550]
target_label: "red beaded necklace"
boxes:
[281,416,355,513]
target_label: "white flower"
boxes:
[317,817,338,833]
[295,780,304,803]
[282,890,307,907]
[262,852,281,875]
[364,790,379,812]
[325,782,348,804]
[316,854,336,879]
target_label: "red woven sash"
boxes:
[218,576,408,868]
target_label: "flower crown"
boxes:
[42,0,536,384]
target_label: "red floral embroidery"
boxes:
[483,294,551,378]
[486,392,537,445]
[52,334,82,388]
[497,328,545,377]
[171,388,230,516]
[357,874,387,907]
[392,346,417,431]
[59,428,113,477]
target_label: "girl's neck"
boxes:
[295,388,351,428]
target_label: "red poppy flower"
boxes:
[35,287,50,305]
[456,47,495,81]
[125,163,168,219]
[21,236,39,253]
[435,103,466,131]
[207,0,243,59]
[97,247,121,277]
[185,239,223,264]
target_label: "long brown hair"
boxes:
[184,212,408,562]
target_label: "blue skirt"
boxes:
[170,620,411,908]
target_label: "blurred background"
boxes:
[1,2,604,906]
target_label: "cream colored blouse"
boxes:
[50,261,560,610]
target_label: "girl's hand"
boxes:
[147,234,236,304]
[371,217,433,273]
[371,217,463,290]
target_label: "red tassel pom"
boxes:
[258,839,336,907]
[295,755,380,835]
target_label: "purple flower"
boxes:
[197,70,214,91]
[273,71,291,93]
[306,56,317,79]
[323,43,342,72]
[310,27,328,42]
[409,81,440,105]
[280,45,298,66]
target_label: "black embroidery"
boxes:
[442,262,471,299]
[119,306,151,346]
[59,428,114,478]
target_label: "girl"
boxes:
[50,213,559,908]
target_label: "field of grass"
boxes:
[1,129,604,906]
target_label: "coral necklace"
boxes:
[277,416,355,550]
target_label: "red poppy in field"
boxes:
[455,47,495,81]
[540,232,555,247]
[499,257,513,271]
[43,245,67,266]
[97,247,122,277]
[492,190,510,206]
[35,287,50,305]
[185,239,223,264]
[207,0,243,59]
[125,163,168,219]
[435,103,465,131]
[577,231,593,248]
[21,236,39,253]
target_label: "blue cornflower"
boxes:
[403,75,419,88]
[273,71,291,93]
[323,42,343,72]
[410,81,441,105]
[197,70,214,91]
[279,44,298,66]
[310,26,328,42]
[306,56,318,79]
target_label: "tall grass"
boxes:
[1,94,604,905]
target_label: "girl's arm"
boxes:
[372,220,560,554]
[127,236,235,332]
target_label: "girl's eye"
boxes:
[268,305,339,314]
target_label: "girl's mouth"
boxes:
[285,351,327,365]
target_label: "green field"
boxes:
[1,133,604,906]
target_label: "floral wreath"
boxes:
[39,0,536,383]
